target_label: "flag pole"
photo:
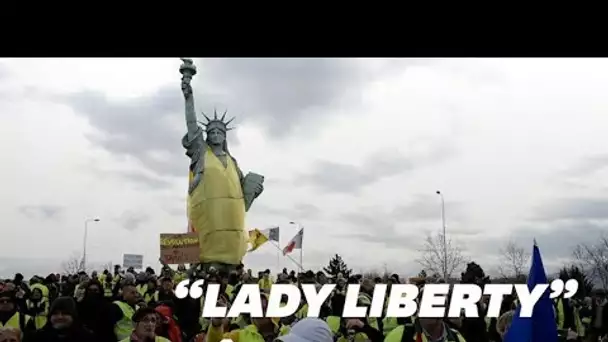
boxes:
[270,241,302,270]
[300,229,304,272]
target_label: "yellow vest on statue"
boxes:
[114,301,139,341]
[187,147,247,265]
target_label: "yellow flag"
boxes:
[248,228,269,252]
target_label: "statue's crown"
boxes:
[199,108,235,133]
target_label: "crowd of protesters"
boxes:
[0,262,606,342]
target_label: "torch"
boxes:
[179,58,197,83]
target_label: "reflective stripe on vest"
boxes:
[114,301,138,341]
[0,312,31,332]
[136,284,148,296]
[26,299,48,330]
[144,291,159,303]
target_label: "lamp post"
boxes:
[83,218,100,273]
[436,191,447,281]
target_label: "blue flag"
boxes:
[503,242,558,342]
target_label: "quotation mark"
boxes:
[175,279,205,299]
[549,279,579,299]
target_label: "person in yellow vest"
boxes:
[25,296,97,342]
[25,284,49,330]
[384,316,466,342]
[118,307,170,342]
[258,270,273,293]
[554,295,577,338]
[206,294,290,342]
[173,265,188,284]
[103,273,116,300]
[110,283,140,341]
[358,278,380,334]
[143,278,159,305]
[0,290,35,339]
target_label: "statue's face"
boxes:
[207,128,225,146]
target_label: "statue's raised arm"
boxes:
[180,58,200,141]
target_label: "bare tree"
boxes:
[61,252,84,274]
[573,236,608,289]
[416,232,466,280]
[98,261,113,272]
[498,240,530,278]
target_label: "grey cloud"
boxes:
[88,166,174,190]
[301,153,414,194]
[300,143,455,194]
[337,197,471,249]
[116,211,150,231]
[534,198,608,221]
[293,203,322,220]
[471,220,608,262]
[49,58,386,178]
[114,170,173,190]
[392,195,466,222]
[196,58,369,137]
[19,205,63,220]
[253,203,323,221]
[50,87,187,178]
[564,155,608,177]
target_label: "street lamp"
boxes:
[436,191,447,281]
[83,218,100,273]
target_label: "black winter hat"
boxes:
[50,297,78,318]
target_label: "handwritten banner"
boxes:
[160,233,200,265]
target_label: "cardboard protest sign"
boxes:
[160,233,200,264]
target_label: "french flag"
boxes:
[283,228,303,255]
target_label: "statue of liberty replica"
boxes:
[179,58,264,273]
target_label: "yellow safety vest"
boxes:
[226,284,235,299]
[144,291,159,304]
[0,312,32,332]
[574,307,585,337]
[119,337,171,342]
[26,299,49,330]
[258,279,273,292]
[358,293,378,331]
[237,324,290,342]
[296,303,309,320]
[136,284,148,296]
[555,298,565,329]
[104,283,114,298]
[114,301,139,341]
[383,325,466,342]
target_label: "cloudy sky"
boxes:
[1,58,607,278]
